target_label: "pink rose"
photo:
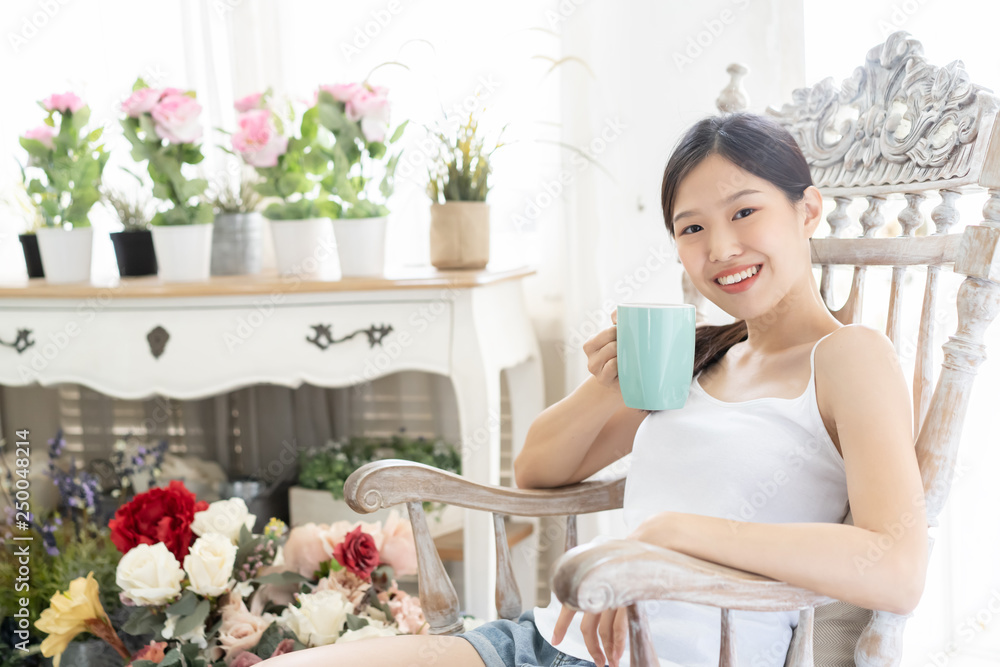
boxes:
[229,652,262,667]
[389,590,427,635]
[315,568,371,610]
[379,510,418,576]
[282,523,330,578]
[42,92,84,114]
[270,639,295,657]
[122,88,160,118]
[234,92,263,113]
[151,92,203,143]
[320,83,363,103]
[345,86,390,142]
[127,641,167,665]
[232,110,288,168]
[218,598,273,663]
[25,125,55,150]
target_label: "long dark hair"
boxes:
[661,112,815,378]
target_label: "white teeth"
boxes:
[717,265,759,285]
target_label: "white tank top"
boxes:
[532,325,855,667]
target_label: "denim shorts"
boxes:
[456,609,596,667]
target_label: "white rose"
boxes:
[278,589,351,646]
[184,533,237,597]
[191,498,256,543]
[338,617,399,643]
[116,543,184,606]
[162,613,208,648]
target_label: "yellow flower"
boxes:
[35,571,110,667]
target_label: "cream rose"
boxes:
[191,498,257,543]
[161,613,207,649]
[218,597,274,661]
[184,533,237,597]
[278,589,350,646]
[116,543,184,606]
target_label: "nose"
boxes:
[708,225,742,264]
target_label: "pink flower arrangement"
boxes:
[319,82,391,142]
[231,109,288,168]
[121,86,203,144]
[42,91,84,114]
[234,92,264,113]
[24,125,55,150]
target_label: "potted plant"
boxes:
[315,82,407,277]
[208,170,263,276]
[2,179,46,278]
[19,92,108,284]
[426,107,505,270]
[229,90,341,279]
[105,184,158,277]
[289,430,462,534]
[120,79,213,282]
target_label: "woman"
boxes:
[262,113,928,667]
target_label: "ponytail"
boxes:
[693,320,748,377]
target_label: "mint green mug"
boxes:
[616,303,696,410]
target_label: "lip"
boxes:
[712,263,762,281]
[714,263,762,293]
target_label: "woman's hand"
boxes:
[583,309,620,392]
[551,603,628,667]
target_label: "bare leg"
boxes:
[258,633,487,667]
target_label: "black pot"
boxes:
[18,234,43,278]
[110,230,158,277]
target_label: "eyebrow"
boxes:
[672,188,762,224]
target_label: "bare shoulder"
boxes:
[815,323,910,424]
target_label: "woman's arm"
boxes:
[514,375,646,489]
[631,325,929,615]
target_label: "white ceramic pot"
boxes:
[151,223,214,282]
[36,226,94,284]
[269,217,339,279]
[332,216,388,277]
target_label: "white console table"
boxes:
[0,265,545,621]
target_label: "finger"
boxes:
[551,605,576,645]
[599,610,616,667]
[580,613,606,667]
[613,608,628,666]
[587,341,618,380]
[611,309,617,325]
[583,325,617,356]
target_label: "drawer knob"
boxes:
[307,323,393,350]
[147,325,170,359]
[0,328,34,354]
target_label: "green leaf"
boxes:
[344,613,369,632]
[254,181,280,197]
[172,598,210,637]
[138,114,158,140]
[71,106,91,132]
[253,570,310,586]
[19,137,51,159]
[87,126,104,143]
[133,77,149,92]
[159,648,182,667]
[388,120,408,144]
[122,607,166,635]
[152,182,172,200]
[252,622,288,658]
[166,589,200,616]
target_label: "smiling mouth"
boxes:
[715,264,762,286]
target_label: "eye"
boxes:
[679,224,702,235]
[733,207,755,220]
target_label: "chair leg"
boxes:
[784,608,815,667]
[627,603,658,667]
[406,501,463,635]
[720,608,738,667]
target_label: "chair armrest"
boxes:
[552,539,835,613]
[344,460,626,517]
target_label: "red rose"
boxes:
[109,480,208,562]
[333,526,380,579]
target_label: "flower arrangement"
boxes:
[120,79,212,226]
[26,475,432,666]
[315,82,407,219]
[297,431,461,501]
[228,90,338,221]
[426,106,506,204]
[19,91,109,228]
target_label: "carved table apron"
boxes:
[0,266,545,621]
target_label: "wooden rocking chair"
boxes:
[344,31,1000,666]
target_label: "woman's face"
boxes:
[671,153,820,322]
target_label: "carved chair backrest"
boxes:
[706,31,1000,661]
